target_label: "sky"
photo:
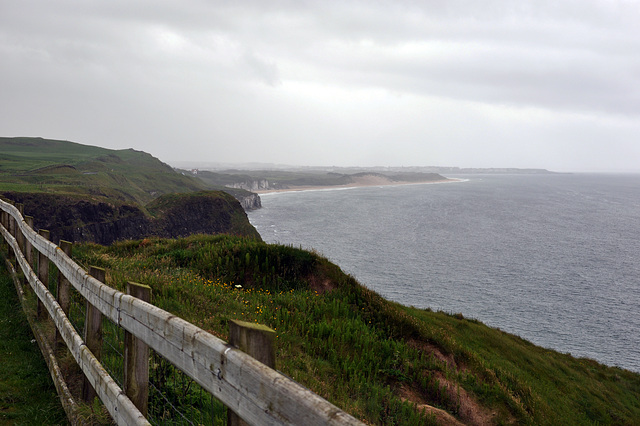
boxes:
[1,1,640,172]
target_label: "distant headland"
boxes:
[175,163,554,194]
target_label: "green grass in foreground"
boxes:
[0,262,67,425]
[71,234,640,425]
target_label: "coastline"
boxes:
[254,176,466,195]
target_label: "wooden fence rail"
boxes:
[0,199,363,426]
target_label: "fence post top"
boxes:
[127,281,152,291]
[126,282,152,303]
[89,266,106,283]
[229,319,275,334]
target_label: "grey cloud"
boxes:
[1,0,639,171]
[241,50,281,86]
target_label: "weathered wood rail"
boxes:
[0,198,363,425]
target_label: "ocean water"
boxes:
[247,174,640,372]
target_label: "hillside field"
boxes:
[69,235,640,425]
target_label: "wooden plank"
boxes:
[56,240,72,350]
[16,204,24,253]
[82,266,105,403]
[24,216,34,285]
[124,282,151,417]
[7,203,15,238]
[0,199,364,425]
[0,221,150,426]
[7,208,15,264]
[0,212,6,253]
[37,229,50,320]
[4,251,82,424]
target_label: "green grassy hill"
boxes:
[0,137,205,204]
[0,137,259,244]
[72,235,640,425]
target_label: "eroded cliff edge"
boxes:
[1,190,260,245]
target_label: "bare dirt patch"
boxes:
[306,274,336,294]
[398,383,465,425]
[408,340,459,370]
[400,339,503,425]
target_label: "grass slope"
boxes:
[71,235,640,425]
[0,137,206,204]
[0,262,67,425]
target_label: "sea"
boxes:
[247,173,640,373]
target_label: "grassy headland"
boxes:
[0,138,259,244]
[2,137,639,424]
[193,169,450,193]
[0,137,207,205]
[71,234,640,425]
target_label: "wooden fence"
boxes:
[0,198,363,425]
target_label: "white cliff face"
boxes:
[237,192,262,210]
[226,179,274,191]
[221,181,264,210]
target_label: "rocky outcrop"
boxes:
[236,192,262,210]
[146,191,260,240]
[1,190,261,245]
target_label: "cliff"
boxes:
[146,191,260,239]
[225,179,276,192]
[1,190,260,245]
[236,192,262,210]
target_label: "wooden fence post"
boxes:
[227,320,277,426]
[0,211,6,254]
[16,204,24,253]
[37,229,50,320]
[2,211,8,255]
[124,282,151,417]
[7,208,15,265]
[7,207,14,238]
[55,240,73,351]
[24,216,34,269]
[82,266,105,403]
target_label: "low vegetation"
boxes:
[70,234,640,425]
[0,265,67,425]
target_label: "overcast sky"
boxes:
[2,1,639,172]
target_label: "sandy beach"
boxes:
[254,175,463,194]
